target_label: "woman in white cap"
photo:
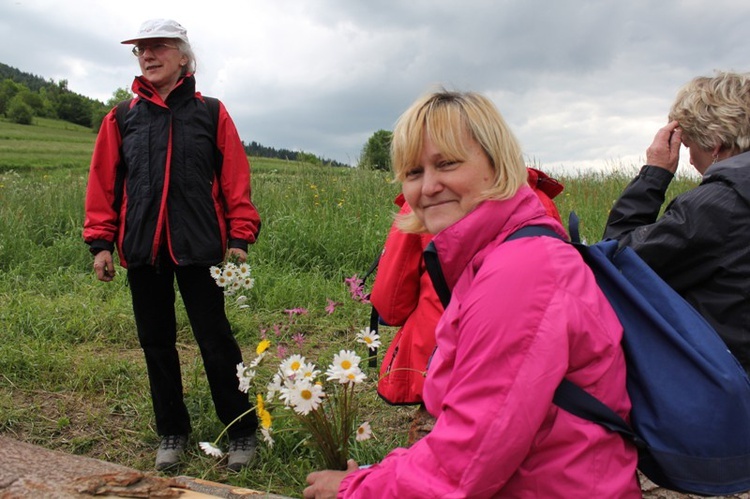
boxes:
[83,19,260,472]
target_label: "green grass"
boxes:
[0,117,96,170]
[0,118,699,497]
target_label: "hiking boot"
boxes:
[227,435,257,471]
[155,434,188,471]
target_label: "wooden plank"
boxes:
[0,436,291,498]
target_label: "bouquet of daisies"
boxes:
[200,327,381,471]
[210,260,254,298]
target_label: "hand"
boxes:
[303,459,359,499]
[93,251,115,282]
[226,247,247,263]
[645,120,682,174]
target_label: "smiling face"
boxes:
[134,38,187,98]
[401,130,496,234]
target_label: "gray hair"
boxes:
[176,40,197,75]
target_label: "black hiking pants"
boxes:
[127,260,257,440]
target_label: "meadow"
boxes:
[0,117,698,497]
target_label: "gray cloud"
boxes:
[1,0,749,172]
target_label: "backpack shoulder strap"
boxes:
[112,99,134,213]
[201,96,223,180]
[203,96,220,132]
[505,222,644,449]
[505,225,562,241]
[554,379,644,448]
[423,241,451,309]
[114,99,132,138]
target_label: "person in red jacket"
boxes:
[83,19,259,472]
[371,168,564,444]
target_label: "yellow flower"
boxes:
[257,339,271,355]
[256,393,272,428]
[260,408,272,429]
[257,394,265,413]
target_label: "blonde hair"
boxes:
[392,90,526,233]
[669,71,750,153]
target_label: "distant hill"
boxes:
[0,62,50,92]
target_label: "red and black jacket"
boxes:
[83,74,260,268]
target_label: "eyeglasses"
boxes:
[132,43,179,57]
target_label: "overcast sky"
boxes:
[2,0,748,174]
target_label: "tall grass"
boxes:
[0,118,698,496]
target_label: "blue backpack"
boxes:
[508,216,750,496]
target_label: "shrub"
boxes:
[7,95,33,125]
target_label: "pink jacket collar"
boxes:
[430,185,566,290]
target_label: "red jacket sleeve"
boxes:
[216,101,261,246]
[370,195,433,326]
[83,109,122,250]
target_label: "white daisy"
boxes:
[199,441,224,458]
[280,354,306,378]
[329,350,361,371]
[209,266,222,279]
[355,422,373,442]
[242,277,255,289]
[261,427,274,448]
[325,350,366,384]
[356,327,382,351]
[288,379,325,415]
[223,262,238,277]
[249,351,267,368]
[278,380,296,406]
[239,372,255,393]
[299,362,320,381]
[237,262,251,278]
[266,373,284,402]
[236,362,255,393]
[342,368,367,384]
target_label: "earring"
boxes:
[712,153,719,164]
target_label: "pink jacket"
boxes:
[340,187,641,498]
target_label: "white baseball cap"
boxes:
[121,18,189,45]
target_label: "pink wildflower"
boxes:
[284,307,308,319]
[292,332,306,348]
[325,298,340,315]
[345,275,368,303]
[277,344,289,359]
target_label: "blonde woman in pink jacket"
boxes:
[304,91,641,498]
